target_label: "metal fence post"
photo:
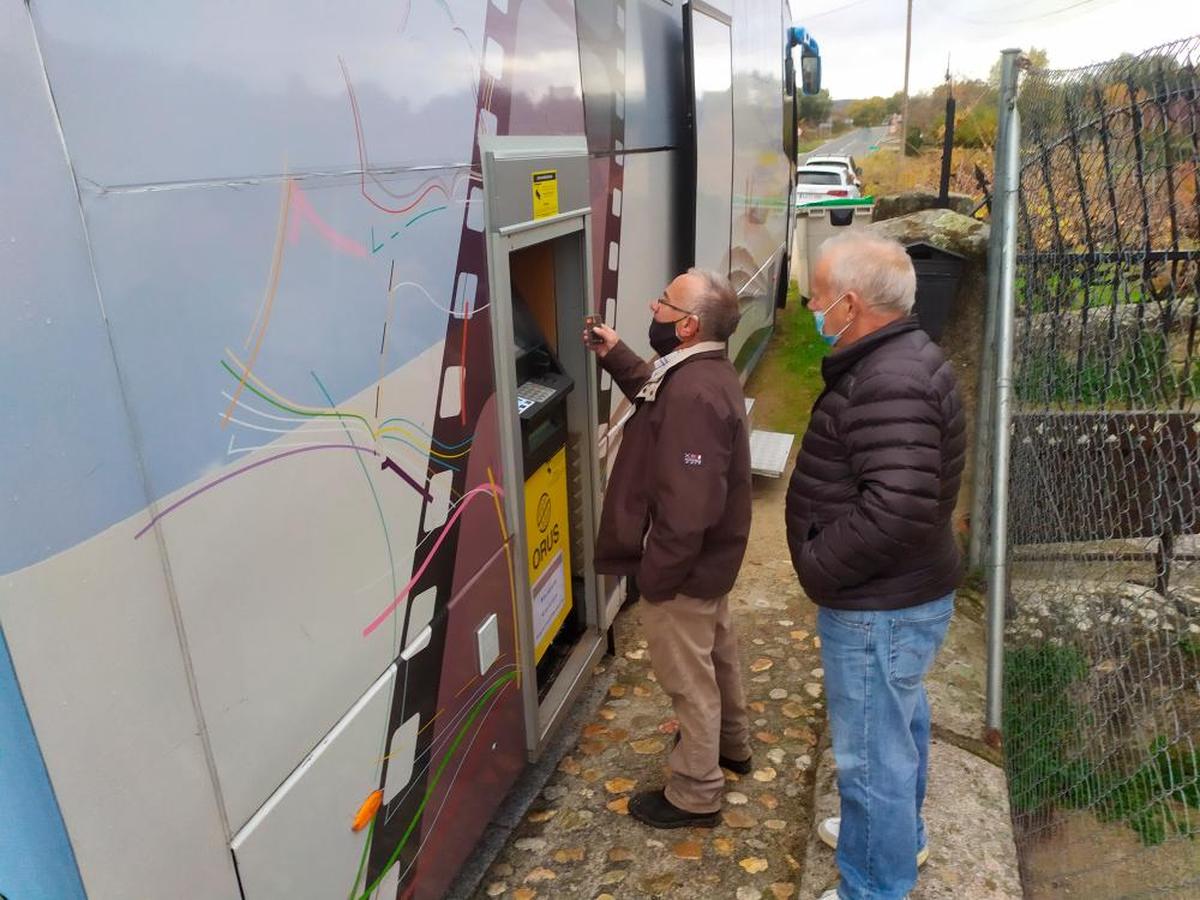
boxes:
[984,48,1022,734]
[967,200,1000,568]
[968,51,1021,572]
[985,36,1200,893]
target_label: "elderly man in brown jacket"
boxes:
[584,268,753,829]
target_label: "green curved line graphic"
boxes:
[358,670,518,900]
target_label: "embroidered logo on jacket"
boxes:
[683,452,703,467]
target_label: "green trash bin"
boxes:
[790,197,875,302]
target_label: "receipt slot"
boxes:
[483,137,608,756]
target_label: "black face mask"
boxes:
[648,317,684,357]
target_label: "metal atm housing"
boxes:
[482,136,607,758]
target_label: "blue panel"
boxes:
[28,0,487,187]
[0,0,151,576]
[0,629,86,900]
[83,175,472,504]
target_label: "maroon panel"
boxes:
[366,0,526,895]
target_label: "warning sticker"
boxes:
[531,169,559,220]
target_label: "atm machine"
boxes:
[481,137,612,757]
[511,291,582,693]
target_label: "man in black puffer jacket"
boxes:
[786,233,965,900]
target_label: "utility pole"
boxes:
[901,0,913,154]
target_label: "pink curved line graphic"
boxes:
[134,443,378,540]
[362,482,504,638]
[288,185,369,257]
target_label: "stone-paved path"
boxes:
[471,474,823,900]
[465,471,1023,900]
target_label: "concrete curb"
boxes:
[798,741,1022,899]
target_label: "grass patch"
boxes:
[858,146,992,203]
[798,135,828,155]
[1005,642,1200,846]
[743,281,827,436]
[1016,331,1199,407]
[1015,268,1151,312]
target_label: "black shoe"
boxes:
[628,789,719,829]
[672,731,753,775]
[719,753,753,775]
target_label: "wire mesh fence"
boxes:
[998,37,1200,898]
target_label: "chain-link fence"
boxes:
[994,38,1200,898]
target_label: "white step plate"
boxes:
[749,429,795,478]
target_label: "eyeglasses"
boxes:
[653,295,697,318]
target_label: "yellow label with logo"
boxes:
[531,169,559,220]
[524,446,573,661]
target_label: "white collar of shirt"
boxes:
[635,341,726,402]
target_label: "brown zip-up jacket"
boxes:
[593,341,752,602]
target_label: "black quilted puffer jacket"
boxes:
[785,316,966,611]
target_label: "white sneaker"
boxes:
[819,891,908,900]
[818,817,930,867]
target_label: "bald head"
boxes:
[817,233,917,316]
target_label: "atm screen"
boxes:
[512,289,546,357]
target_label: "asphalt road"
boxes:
[804,125,893,161]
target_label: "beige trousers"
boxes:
[641,593,752,813]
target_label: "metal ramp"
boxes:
[745,396,795,478]
[749,429,795,478]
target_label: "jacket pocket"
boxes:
[888,607,952,690]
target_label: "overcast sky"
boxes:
[799,0,1194,100]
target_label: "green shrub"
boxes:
[1004,642,1200,845]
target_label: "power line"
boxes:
[798,0,876,22]
[942,0,1121,27]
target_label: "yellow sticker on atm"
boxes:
[531,169,559,220]
[524,446,573,662]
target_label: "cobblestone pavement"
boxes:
[471,474,824,900]
[467,476,1023,900]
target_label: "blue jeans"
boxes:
[817,593,954,900]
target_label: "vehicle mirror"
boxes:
[801,51,821,96]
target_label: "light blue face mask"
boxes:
[813,293,852,346]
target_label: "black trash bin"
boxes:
[904,241,965,341]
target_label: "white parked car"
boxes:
[795,164,861,206]
[805,154,863,189]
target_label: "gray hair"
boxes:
[685,268,741,342]
[818,233,916,315]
